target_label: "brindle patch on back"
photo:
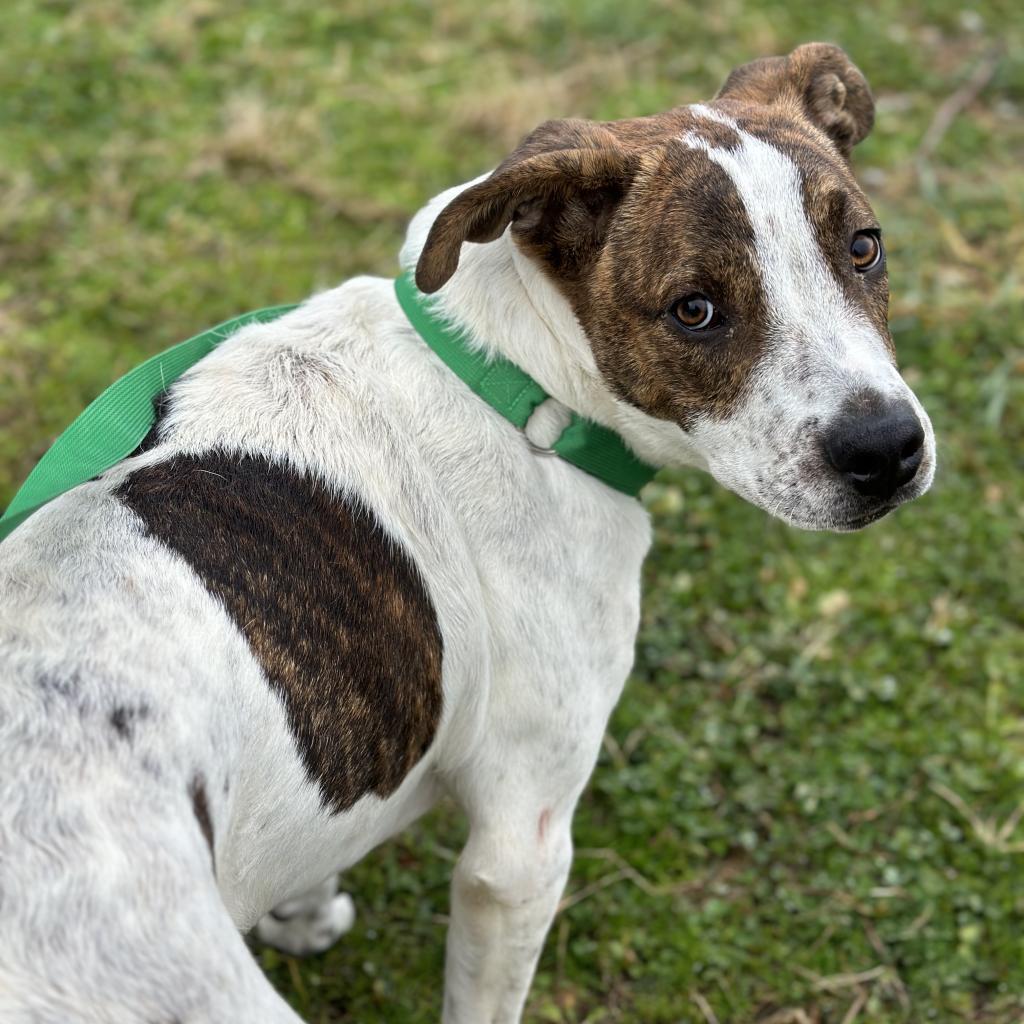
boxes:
[116,450,443,813]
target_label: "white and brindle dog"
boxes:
[0,44,934,1023]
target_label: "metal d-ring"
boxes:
[526,436,558,457]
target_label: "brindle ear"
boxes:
[415,120,636,294]
[716,42,875,158]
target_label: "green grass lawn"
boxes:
[2,1,1022,1021]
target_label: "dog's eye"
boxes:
[670,294,720,332]
[851,231,883,272]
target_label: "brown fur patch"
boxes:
[514,128,770,426]
[116,451,444,814]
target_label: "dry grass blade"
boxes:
[794,964,886,993]
[930,782,1024,853]
[757,1008,814,1024]
[839,988,868,1024]
[691,990,721,1024]
[573,847,662,897]
[572,846,739,900]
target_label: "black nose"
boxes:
[824,400,925,500]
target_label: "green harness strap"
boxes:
[0,305,297,541]
[0,278,657,542]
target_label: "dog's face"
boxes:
[417,44,935,530]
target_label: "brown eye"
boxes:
[851,231,882,272]
[671,294,719,332]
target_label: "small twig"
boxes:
[757,1009,812,1024]
[868,886,907,899]
[557,868,631,913]
[560,847,744,922]
[573,848,662,897]
[601,731,627,770]
[795,622,838,667]
[862,920,889,963]
[825,820,860,852]
[917,49,1001,164]
[807,920,838,955]
[555,916,570,991]
[997,798,1024,844]
[573,845,738,900]
[621,725,650,760]
[899,904,934,940]
[285,956,308,1004]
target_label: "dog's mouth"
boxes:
[706,421,935,534]
[833,503,896,532]
[768,436,936,533]
[776,500,897,533]
[829,452,935,531]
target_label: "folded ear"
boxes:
[415,120,636,294]
[716,42,875,158]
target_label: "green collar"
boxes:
[394,273,657,497]
[0,279,657,542]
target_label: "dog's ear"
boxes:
[716,42,875,158]
[416,120,637,294]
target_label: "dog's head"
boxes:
[415,43,935,530]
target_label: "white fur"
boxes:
[0,124,935,1022]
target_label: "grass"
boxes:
[2,1,1023,1021]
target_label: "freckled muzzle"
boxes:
[823,398,925,501]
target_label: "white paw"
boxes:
[256,892,356,956]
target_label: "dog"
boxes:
[0,43,934,1023]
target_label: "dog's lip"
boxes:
[836,503,896,530]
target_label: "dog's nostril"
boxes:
[846,453,883,479]
[899,418,925,461]
[894,450,922,488]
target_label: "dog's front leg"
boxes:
[442,799,574,1024]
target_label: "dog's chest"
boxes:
[457,459,651,748]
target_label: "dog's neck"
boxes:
[400,180,706,471]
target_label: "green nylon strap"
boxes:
[0,304,297,542]
[0,276,658,543]
[394,273,658,497]
[393,272,548,429]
